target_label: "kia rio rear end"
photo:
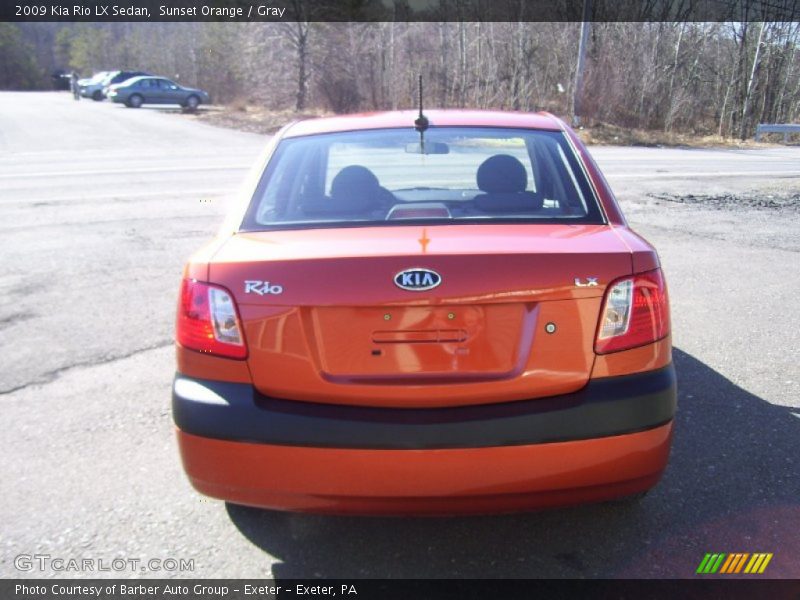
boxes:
[173,110,675,515]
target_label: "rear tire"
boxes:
[92,90,103,101]
[184,95,200,111]
[126,94,143,109]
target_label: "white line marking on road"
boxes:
[3,189,233,204]
[0,164,251,179]
[605,170,800,180]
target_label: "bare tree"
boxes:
[281,0,311,110]
[11,20,800,140]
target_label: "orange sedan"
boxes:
[173,110,674,514]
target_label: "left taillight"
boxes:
[594,268,670,354]
[176,278,247,359]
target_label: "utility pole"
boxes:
[572,0,592,126]
[740,20,765,141]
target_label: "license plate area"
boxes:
[371,329,468,344]
[311,304,529,378]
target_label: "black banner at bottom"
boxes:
[4,579,800,600]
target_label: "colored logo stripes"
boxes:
[696,553,773,574]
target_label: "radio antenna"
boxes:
[414,75,429,132]
[414,74,429,133]
[414,74,428,152]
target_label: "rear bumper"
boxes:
[173,364,676,449]
[178,425,672,514]
[173,365,676,514]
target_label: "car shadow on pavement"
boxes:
[225,348,800,578]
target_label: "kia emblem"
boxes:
[394,268,442,291]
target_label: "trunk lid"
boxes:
[208,224,632,407]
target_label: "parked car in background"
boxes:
[77,71,111,100]
[106,76,210,109]
[79,70,150,101]
[100,71,151,98]
[172,110,675,515]
[52,69,74,91]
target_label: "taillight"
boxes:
[594,268,669,354]
[176,278,247,359]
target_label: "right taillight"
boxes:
[594,268,670,354]
[176,278,247,359]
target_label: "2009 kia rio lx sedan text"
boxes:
[172,110,675,515]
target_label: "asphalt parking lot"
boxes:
[1,92,798,579]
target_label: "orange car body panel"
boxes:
[173,110,676,514]
[592,336,672,378]
[204,224,642,407]
[178,423,672,515]
[281,109,562,139]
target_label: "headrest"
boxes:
[477,154,528,193]
[330,165,380,201]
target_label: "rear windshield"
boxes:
[241,127,604,231]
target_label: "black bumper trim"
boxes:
[172,364,676,450]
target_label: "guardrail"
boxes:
[755,123,800,142]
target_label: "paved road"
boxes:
[1,92,798,579]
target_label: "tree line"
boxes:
[2,19,799,139]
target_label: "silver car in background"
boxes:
[80,70,150,101]
[106,76,210,110]
[77,71,111,100]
